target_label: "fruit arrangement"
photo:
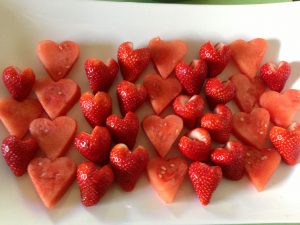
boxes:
[0,37,299,209]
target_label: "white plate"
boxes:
[1,0,300,224]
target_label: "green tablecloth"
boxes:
[109,0,291,3]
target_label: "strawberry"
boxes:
[143,73,182,115]
[36,40,80,81]
[200,104,233,143]
[110,144,149,191]
[116,80,147,116]
[269,126,300,165]
[260,61,291,92]
[34,77,81,119]
[175,59,207,95]
[259,89,300,128]
[142,115,183,158]
[189,162,222,205]
[74,126,111,164]
[80,92,112,127]
[106,112,139,149]
[204,77,236,108]
[28,157,77,208]
[199,42,231,77]
[244,146,281,191]
[147,157,188,203]
[117,41,150,82]
[178,128,211,162]
[211,141,245,180]
[2,66,35,101]
[232,108,270,149]
[230,38,267,79]
[1,136,38,176]
[149,37,187,79]
[172,95,204,129]
[77,162,114,206]
[230,73,265,113]
[84,58,119,93]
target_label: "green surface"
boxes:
[107,0,291,3]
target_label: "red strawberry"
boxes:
[204,77,236,108]
[110,144,149,191]
[211,141,245,180]
[147,157,188,203]
[178,128,211,162]
[77,162,114,206]
[259,89,300,128]
[175,60,207,95]
[117,41,150,82]
[142,115,183,158]
[260,61,291,92]
[199,42,231,77]
[230,73,265,113]
[143,73,182,115]
[116,80,147,116]
[34,77,80,119]
[0,98,42,138]
[74,126,111,164]
[80,92,112,127]
[189,162,222,205]
[29,116,77,159]
[84,58,119,93]
[1,136,38,176]
[244,146,281,191]
[149,37,187,79]
[2,66,35,101]
[173,95,204,129]
[269,126,300,165]
[28,157,76,208]
[232,108,270,149]
[106,112,139,149]
[36,40,80,81]
[200,104,233,143]
[230,38,267,79]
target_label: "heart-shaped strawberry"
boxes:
[0,98,42,138]
[110,144,149,191]
[259,89,300,128]
[28,157,76,208]
[230,73,265,113]
[142,114,183,157]
[175,59,207,95]
[80,92,112,127]
[37,40,80,81]
[116,80,147,116]
[77,162,114,206]
[84,58,119,93]
[74,126,111,164]
[147,157,188,203]
[1,136,38,176]
[233,108,270,149]
[106,112,139,149]
[29,116,77,159]
[34,77,80,119]
[269,126,300,165]
[211,141,245,180]
[117,41,150,82]
[260,61,291,92]
[149,37,187,79]
[173,95,204,129]
[2,66,35,101]
[143,73,182,115]
[230,38,267,79]
[204,77,236,109]
[178,128,211,162]
[199,42,231,77]
[200,104,233,143]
